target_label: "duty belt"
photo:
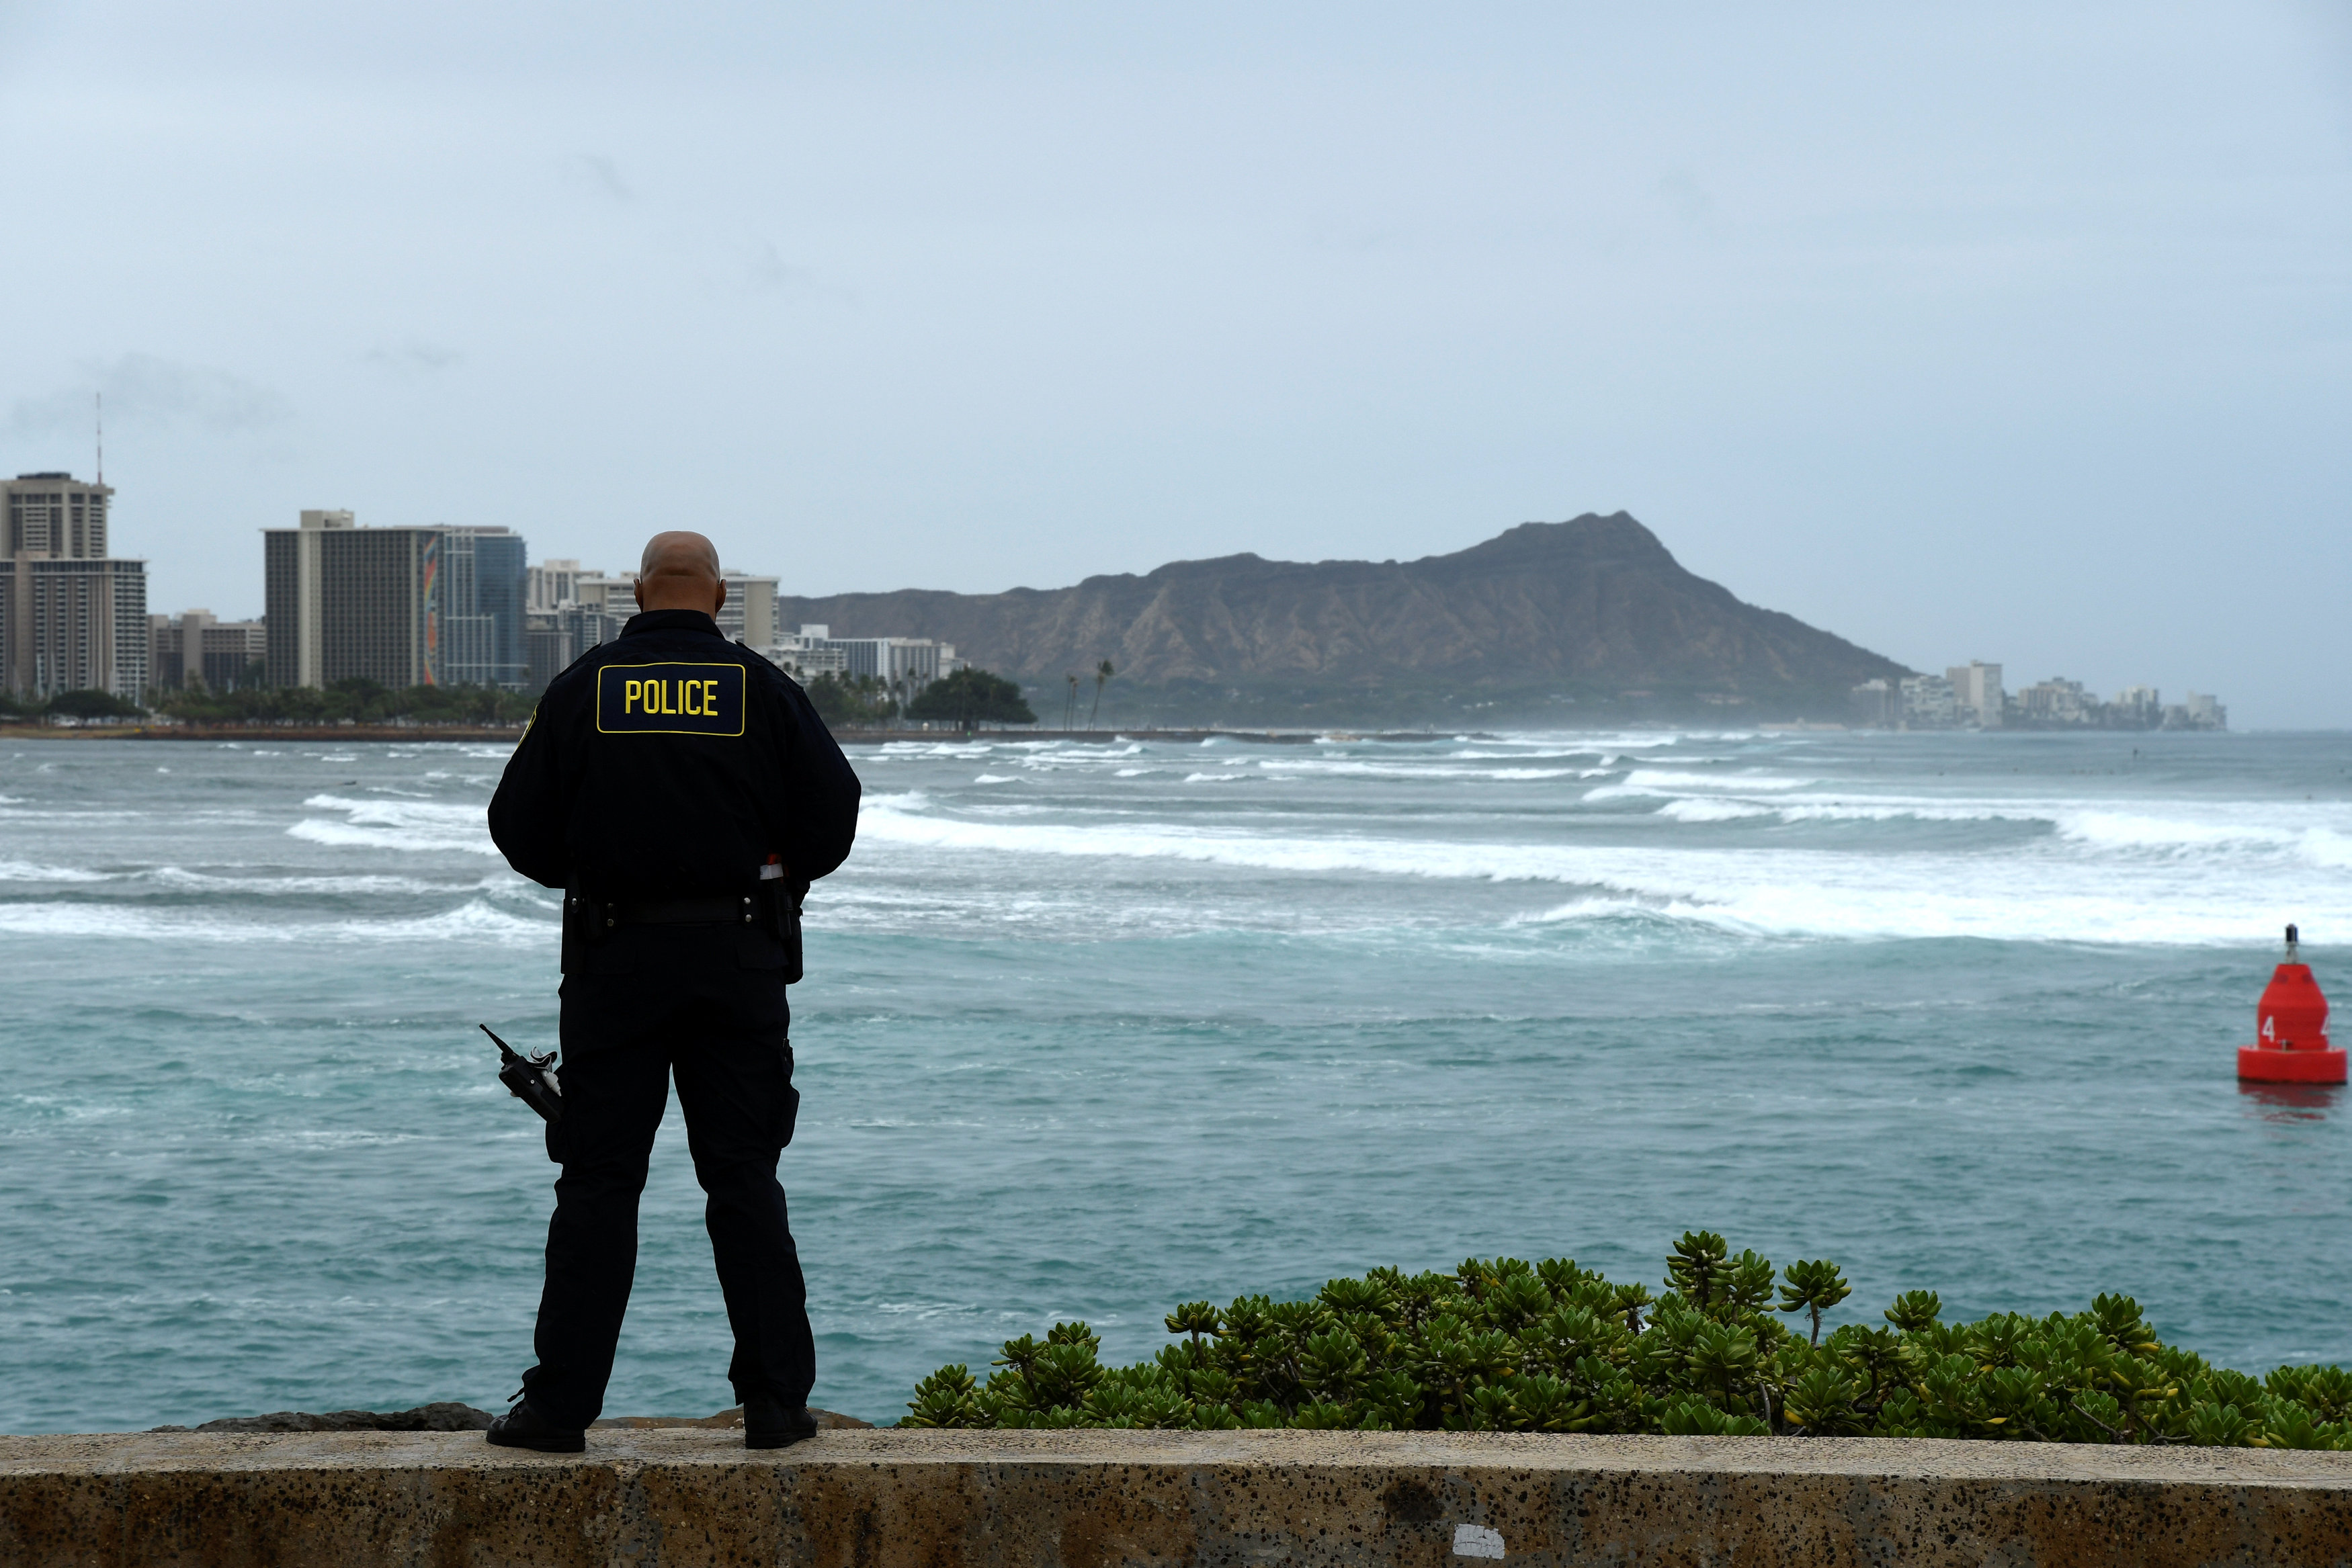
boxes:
[572,893,760,928]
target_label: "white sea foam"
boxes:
[1656,798,1776,822]
[854,793,2352,947]
[1255,758,1583,781]
[2055,811,2352,867]
[0,897,549,945]
[1445,749,1609,762]
[287,793,499,855]
[0,860,112,882]
[287,820,501,856]
[1621,791,2352,873]
[1586,769,1814,798]
[1497,876,2320,947]
[142,867,456,896]
[973,775,1017,785]
[1768,799,2043,825]
[879,741,997,758]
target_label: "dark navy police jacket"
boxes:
[489,609,861,973]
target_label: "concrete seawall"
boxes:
[4,1429,2350,1567]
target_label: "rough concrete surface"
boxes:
[3,1429,2349,1567]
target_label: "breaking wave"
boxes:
[287,795,500,856]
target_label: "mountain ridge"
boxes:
[776,513,1908,721]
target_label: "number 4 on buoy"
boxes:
[2237,924,2348,1086]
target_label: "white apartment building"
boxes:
[716,571,778,649]
[765,623,965,687]
[2182,691,2227,729]
[2,472,148,703]
[767,624,849,681]
[563,568,776,648]
[2111,685,2161,725]
[831,633,963,687]
[527,559,582,613]
[2016,677,2094,725]
[1946,661,2004,728]
[1849,678,1900,727]
[1900,674,1958,728]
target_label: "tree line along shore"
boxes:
[3,662,1044,737]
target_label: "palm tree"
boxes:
[1064,673,1079,731]
[1089,659,1114,730]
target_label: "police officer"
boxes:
[482,530,859,1453]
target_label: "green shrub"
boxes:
[899,1231,2351,1447]
[905,667,1037,729]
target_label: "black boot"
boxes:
[743,1395,818,1450]
[487,1397,586,1454]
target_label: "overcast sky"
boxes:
[4,3,2347,724]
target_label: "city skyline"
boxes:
[84,486,2228,728]
[26,468,2298,723]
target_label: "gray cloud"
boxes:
[8,355,290,435]
[364,340,466,376]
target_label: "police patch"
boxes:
[595,662,747,736]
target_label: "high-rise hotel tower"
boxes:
[262,510,527,690]
[1,472,148,703]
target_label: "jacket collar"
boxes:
[620,609,724,639]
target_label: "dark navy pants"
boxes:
[521,928,808,1430]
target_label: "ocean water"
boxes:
[2,728,2348,1434]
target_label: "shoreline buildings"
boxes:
[778,625,962,687]
[1,472,149,704]
[1853,660,2225,731]
[18,492,2224,727]
[519,564,962,693]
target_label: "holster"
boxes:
[758,880,805,984]
[564,884,614,951]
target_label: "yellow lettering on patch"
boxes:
[596,662,745,736]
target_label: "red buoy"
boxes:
[2238,924,2347,1085]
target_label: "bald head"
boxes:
[632,531,728,617]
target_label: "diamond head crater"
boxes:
[779,513,1904,727]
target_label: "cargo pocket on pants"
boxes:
[775,1045,800,1151]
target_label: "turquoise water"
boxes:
[2,728,2348,1433]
